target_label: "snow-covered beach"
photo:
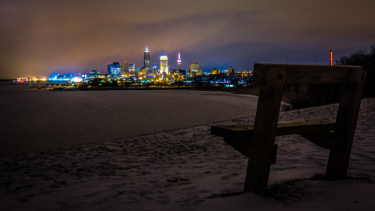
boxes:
[0,86,257,156]
[1,86,375,210]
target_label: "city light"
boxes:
[13,47,254,89]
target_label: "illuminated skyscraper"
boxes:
[177,52,182,70]
[108,62,121,78]
[189,62,199,76]
[160,55,169,74]
[122,61,129,74]
[144,47,150,69]
[129,63,135,73]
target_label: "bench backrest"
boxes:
[244,63,367,192]
[253,63,366,85]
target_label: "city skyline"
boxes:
[1,0,375,78]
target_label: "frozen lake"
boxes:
[0,85,258,156]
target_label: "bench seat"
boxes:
[211,119,337,159]
[211,119,335,139]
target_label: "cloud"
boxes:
[1,0,375,78]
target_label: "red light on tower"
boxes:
[330,50,333,66]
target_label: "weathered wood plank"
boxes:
[299,132,336,150]
[211,120,335,140]
[224,137,251,158]
[253,63,363,86]
[223,137,278,162]
[211,124,253,140]
[244,67,285,192]
[326,68,367,179]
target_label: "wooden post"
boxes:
[326,69,367,179]
[244,67,285,192]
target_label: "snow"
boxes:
[0,85,375,210]
[0,86,257,155]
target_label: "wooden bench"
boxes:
[211,63,367,193]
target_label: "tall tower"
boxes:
[122,61,129,74]
[330,50,333,66]
[160,54,169,75]
[177,52,182,70]
[144,47,150,69]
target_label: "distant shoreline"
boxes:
[0,82,260,95]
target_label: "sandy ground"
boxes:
[0,87,374,210]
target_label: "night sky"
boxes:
[1,0,374,78]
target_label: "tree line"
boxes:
[338,44,375,98]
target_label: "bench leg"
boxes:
[244,153,272,192]
[244,144,278,192]
[325,69,366,179]
[244,67,285,192]
[326,139,352,179]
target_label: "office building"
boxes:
[189,62,199,76]
[122,61,129,74]
[144,47,150,69]
[211,68,220,75]
[228,66,234,74]
[160,54,169,74]
[89,69,100,78]
[108,62,121,78]
[129,63,135,73]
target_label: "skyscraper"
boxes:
[144,47,150,69]
[108,62,121,78]
[189,62,199,75]
[177,52,182,70]
[129,63,135,73]
[122,61,129,74]
[160,55,168,74]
